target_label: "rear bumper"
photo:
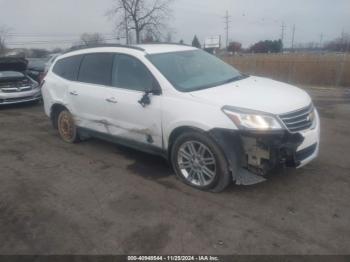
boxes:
[0,89,42,105]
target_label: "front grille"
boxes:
[0,96,35,104]
[296,143,317,162]
[279,104,314,132]
[0,79,32,93]
[1,86,32,93]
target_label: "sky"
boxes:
[0,0,350,49]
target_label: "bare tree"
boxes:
[79,33,106,46]
[0,26,11,54]
[107,0,173,44]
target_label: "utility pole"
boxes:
[319,33,323,49]
[291,24,296,51]
[124,8,129,45]
[281,22,286,50]
[223,10,231,49]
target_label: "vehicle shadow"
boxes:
[0,101,41,111]
[110,141,299,194]
[113,143,173,180]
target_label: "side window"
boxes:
[52,55,82,81]
[113,54,154,92]
[78,53,114,86]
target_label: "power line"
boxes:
[8,33,115,38]
[7,37,120,46]
[223,10,231,48]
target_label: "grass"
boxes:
[220,53,350,87]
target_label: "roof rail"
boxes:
[64,44,145,54]
[140,42,193,47]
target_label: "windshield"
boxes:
[147,50,243,92]
[27,58,47,71]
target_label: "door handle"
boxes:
[106,97,118,104]
[69,91,78,96]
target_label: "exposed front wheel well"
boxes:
[50,104,68,129]
[167,126,207,159]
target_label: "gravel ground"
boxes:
[0,86,349,255]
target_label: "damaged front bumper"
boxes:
[209,111,320,185]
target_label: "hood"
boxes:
[0,57,28,72]
[0,71,25,80]
[189,76,312,115]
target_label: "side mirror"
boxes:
[138,93,151,107]
[138,80,161,108]
[150,79,162,95]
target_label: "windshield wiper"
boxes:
[222,74,249,84]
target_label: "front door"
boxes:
[106,54,163,149]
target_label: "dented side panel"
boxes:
[106,88,163,148]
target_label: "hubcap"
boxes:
[177,141,216,187]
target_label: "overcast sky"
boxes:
[1,0,350,49]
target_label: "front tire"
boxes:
[171,131,232,192]
[57,110,80,143]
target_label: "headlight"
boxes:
[222,106,283,130]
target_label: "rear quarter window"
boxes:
[52,55,83,81]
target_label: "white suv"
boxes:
[42,44,320,192]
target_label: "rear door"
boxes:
[68,53,116,133]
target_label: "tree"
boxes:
[30,49,49,58]
[0,26,11,55]
[250,39,282,53]
[227,41,242,53]
[325,33,350,52]
[165,31,173,42]
[51,47,63,54]
[108,0,173,44]
[142,29,155,43]
[192,35,201,48]
[80,33,106,46]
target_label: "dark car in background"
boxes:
[27,54,61,83]
[27,58,47,83]
[0,57,41,105]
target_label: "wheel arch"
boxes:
[166,125,209,160]
[50,103,68,129]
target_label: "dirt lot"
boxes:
[0,86,349,255]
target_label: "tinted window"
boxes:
[113,54,154,92]
[52,55,82,81]
[78,53,114,86]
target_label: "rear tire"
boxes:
[171,131,232,192]
[57,110,80,143]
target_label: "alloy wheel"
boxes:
[177,141,217,187]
